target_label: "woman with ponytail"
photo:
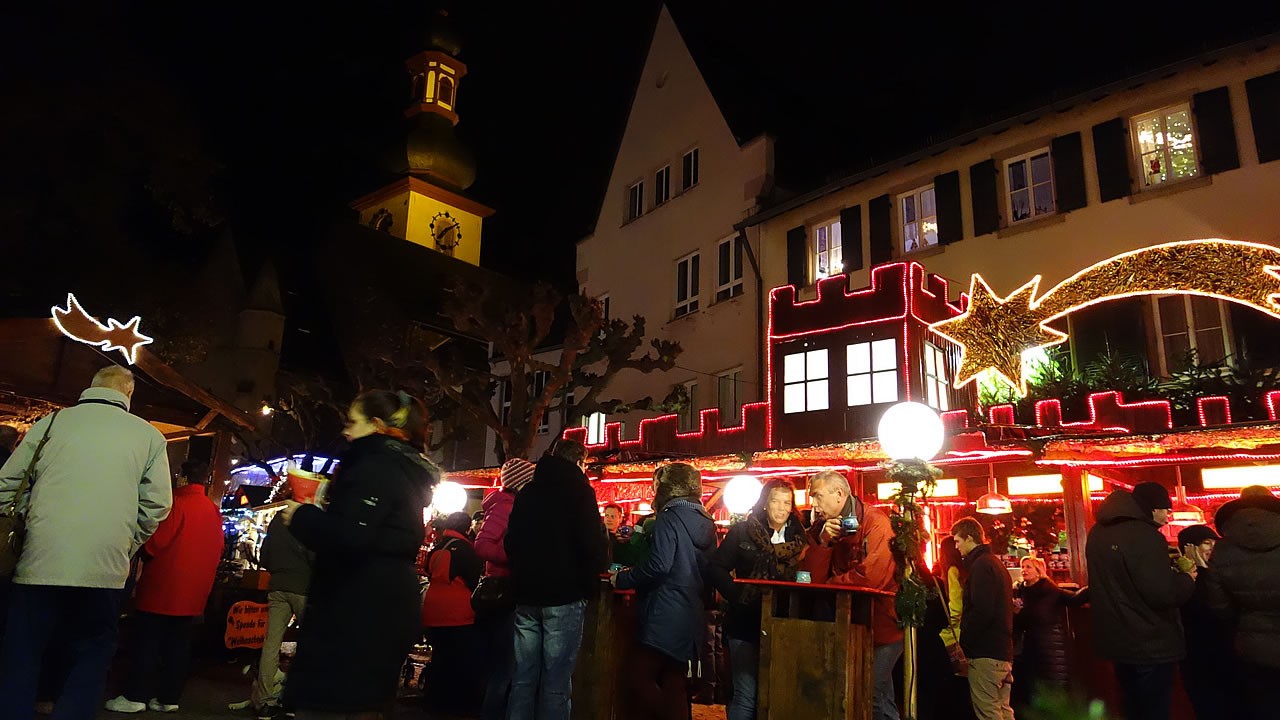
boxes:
[281,390,439,719]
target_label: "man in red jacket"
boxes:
[802,470,902,720]
[105,461,224,714]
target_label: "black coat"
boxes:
[505,455,607,607]
[1013,579,1085,690]
[959,544,1014,662]
[285,435,437,713]
[1085,490,1194,664]
[707,515,807,641]
[1207,494,1280,670]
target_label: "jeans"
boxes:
[508,600,587,720]
[873,640,904,720]
[0,584,121,720]
[480,609,515,720]
[124,611,196,706]
[726,637,759,720]
[252,590,307,709]
[1113,662,1175,720]
[966,657,1015,720]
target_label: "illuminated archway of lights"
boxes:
[930,240,1280,395]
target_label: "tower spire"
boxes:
[404,9,476,190]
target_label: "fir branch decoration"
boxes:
[886,459,942,629]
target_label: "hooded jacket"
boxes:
[133,484,224,617]
[616,497,717,662]
[422,529,483,628]
[1085,490,1194,664]
[1206,494,1280,670]
[473,488,514,577]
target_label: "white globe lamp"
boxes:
[432,480,469,516]
[877,401,945,461]
[723,475,764,516]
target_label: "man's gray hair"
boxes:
[809,469,851,494]
[91,365,135,393]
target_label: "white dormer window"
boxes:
[783,349,830,414]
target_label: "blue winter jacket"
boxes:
[615,497,717,662]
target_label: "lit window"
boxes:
[813,220,843,280]
[533,371,550,435]
[675,252,700,317]
[600,294,610,321]
[900,185,938,253]
[627,181,644,221]
[1152,295,1231,375]
[679,380,699,431]
[716,236,745,301]
[655,166,671,206]
[783,349,830,414]
[682,148,700,191]
[437,76,455,110]
[846,340,898,407]
[717,368,744,422]
[585,412,606,445]
[924,343,950,411]
[1005,149,1055,222]
[1132,104,1199,189]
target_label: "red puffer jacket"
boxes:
[421,530,483,627]
[134,484,225,617]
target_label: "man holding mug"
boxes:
[801,470,902,720]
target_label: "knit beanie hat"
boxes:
[1176,524,1219,548]
[500,458,536,492]
[1132,482,1173,515]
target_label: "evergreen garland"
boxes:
[885,459,941,629]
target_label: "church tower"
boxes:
[351,9,494,266]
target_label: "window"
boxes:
[1005,149,1055,222]
[717,368,745,422]
[499,379,513,426]
[1152,295,1232,375]
[813,220,843,280]
[716,237,745,301]
[1132,104,1198,189]
[675,252,700,317]
[924,343,950,411]
[600,294,611,321]
[627,181,644,221]
[846,340,898,407]
[655,166,671,205]
[584,412,606,445]
[533,371,550,434]
[900,185,938,253]
[682,148,700,190]
[783,349,830,414]
[679,380,699,431]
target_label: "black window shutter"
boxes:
[934,171,963,245]
[786,225,807,287]
[839,205,863,272]
[969,160,999,236]
[1092,118,1132,202]
[1051,132,1087,212]
[1246,70,1280,164]
[868,195,893,265]
[1193,86,1240,174]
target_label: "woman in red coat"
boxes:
[105,461,224,714]
[420,511,484,716]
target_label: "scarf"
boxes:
[738,514,807,603]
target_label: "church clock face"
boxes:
[429,212,461,256]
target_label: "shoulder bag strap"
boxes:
[2,410,61,517]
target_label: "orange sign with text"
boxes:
[225,600,269,650]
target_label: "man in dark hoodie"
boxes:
[504,439,607,720]
[613,462,716,719]
[1205,486,1280,717]
[1085,483,1195,720]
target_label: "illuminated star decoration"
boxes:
[930,239,1280,395]
[51,293,155,365]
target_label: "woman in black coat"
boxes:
[1011,556,1086,712]
[707,479,807,720]
[282,390,438,718]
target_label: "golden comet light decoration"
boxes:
[930,239,1280,395]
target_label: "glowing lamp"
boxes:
[976,492,1013,515]
[723,475,763,515]
[876,402,945,461]
[635,502,654,516]
[433,481,468,515]
[1201,465,1280,490]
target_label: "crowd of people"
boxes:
[1,366,1278,720]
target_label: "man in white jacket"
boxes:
[0,365,173,720]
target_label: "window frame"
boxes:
[715,236,745,301]
[584,411,606,445]
[717,367,745,423]
[782,348,831,414]
[811,218,843,282]
[1130,102,1200,191]
[845,339,899,407]
[898,184,939,254]
[1150,295,1234,376]
[499,379,513,427]
[923,342,951,411]
[682,148,700,191]
[627,180,645,221]
[679,380,699,431]
[655,165,672,206]
[674,251,701,318]
[532,370,551,435]
[1003,148,1056,223]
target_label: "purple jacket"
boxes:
[474,489,514,576]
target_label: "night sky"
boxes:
[5,1,1280,296]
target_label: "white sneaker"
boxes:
[148,699,179,713]
[104,696,146,714]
